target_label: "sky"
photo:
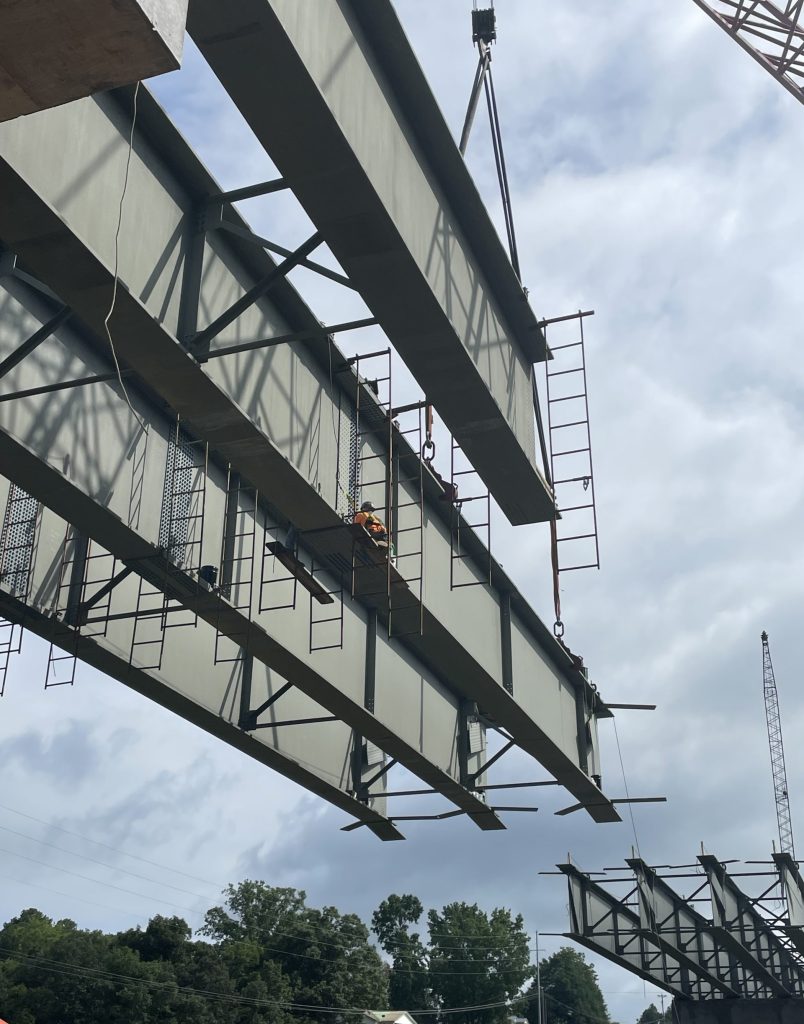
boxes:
[3,2,804,1022]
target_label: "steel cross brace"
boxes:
[190,230,324,353]
[239,678,293,732]
[76,565,134,625]
[0,306,72,383]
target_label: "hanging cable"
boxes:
[104,80,147,433]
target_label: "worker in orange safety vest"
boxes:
[353,501,388,545]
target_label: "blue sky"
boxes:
[3,3,804,1021]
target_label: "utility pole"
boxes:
[535,931,542,1024]
[762,631,795,857]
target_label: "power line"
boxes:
[0,822,208,899]
[0,801,225,888]
[0,845,204,918]
[0,940,654,1021]
[0,847,533,976]
[0,943,537,1016]
[0,869,148,921]
[0,803,544,961]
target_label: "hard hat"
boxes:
[360,501,376,512]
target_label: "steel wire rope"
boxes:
[612,714,669,1006]
[103,80,147,434]
[612,717,643,865]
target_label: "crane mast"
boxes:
[691,1,804,107]
[762,630,795,857]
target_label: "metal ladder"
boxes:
[0,484,40,695]
[543,312,600,573]
[449,437,491,590]
[387,403,425,638]
[215,472,258,665]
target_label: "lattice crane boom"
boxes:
[762,630,795,857]
[691,0,804,107]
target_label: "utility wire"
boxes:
[0,944,536,1016]
[0,846,534,976]
[0,845,205,917]
[0,822,207,899]
[0,943,664,1022]
[0,824,533,961]
[0,803,545,957]
[0,801,224,888]
[0,869,149,921]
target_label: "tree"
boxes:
[372,895,431,1010]
[202,880,388,1023]
[637,1005,670,1024]
[525,947,609,1024]
[426,902,533,1024]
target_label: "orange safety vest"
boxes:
[354,510,386,535]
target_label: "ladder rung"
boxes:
[548,393,585,403]
[550,420,587,430]
[557,533,597,542]
[548,341,583,351]
[552,446,591,457]
[558,503,594,513]
[559,562,599,572]
[553,476,593,485]
[547,366,585,379]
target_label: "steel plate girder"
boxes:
[0,138,616,824]
[559,864,690,998]
[700,855,804,997]
[626,858,739,997]
[0,323,499,831]
[0,565,402,842]
[186,0,554,528]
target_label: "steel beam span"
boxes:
[559,853,804,1003]
[187,0,553,527]
[0,84,619,831]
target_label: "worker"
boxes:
[353,501,388,545]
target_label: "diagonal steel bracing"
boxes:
[692,0,804,105]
